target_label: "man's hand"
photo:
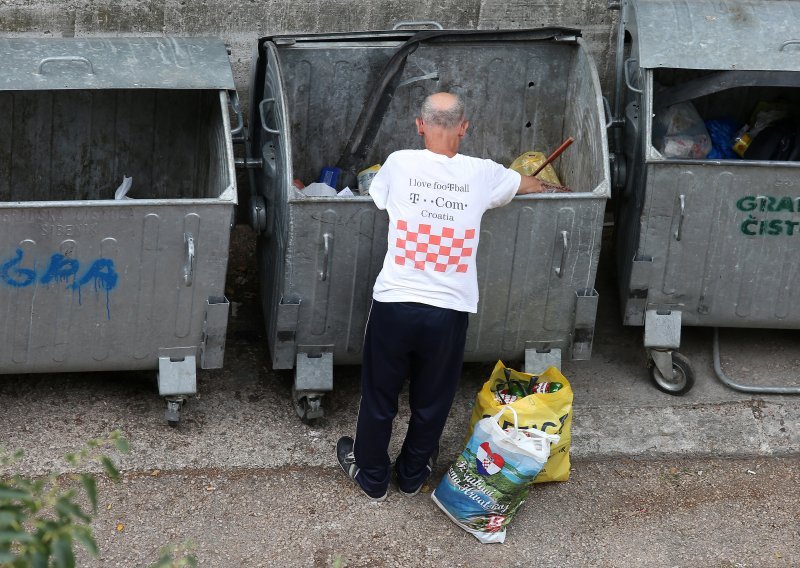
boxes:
[517,174,571,195]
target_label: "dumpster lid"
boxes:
[0,37,235,90]
[261,27,581,46]
[631,0,800,72]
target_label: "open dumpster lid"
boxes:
[0,37,235,90]
[259,27,582,48]
[630,0,800,72]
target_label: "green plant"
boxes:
[1,433,197,568]
[0,432,129,568]
[149,543,198,568]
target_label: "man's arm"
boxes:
[517,174,571,195]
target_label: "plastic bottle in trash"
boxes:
[494,388,510,404]
[508,380,528,398]
[732,126,752,158]
[495,380,527,403]
[527,380,563,394]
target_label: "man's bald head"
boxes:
[420,92,465,129]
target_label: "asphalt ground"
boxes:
[1,225,799,566]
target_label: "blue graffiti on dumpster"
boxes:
[0,248,119,319]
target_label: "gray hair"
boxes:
[420,94,465,129]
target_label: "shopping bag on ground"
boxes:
[468,360,573,483]
[432,407,559,544]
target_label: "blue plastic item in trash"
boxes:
[706,118,741,159]
[318,166,341,188]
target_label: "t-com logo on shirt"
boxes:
[407,177,470,223]
[393,220,476,274]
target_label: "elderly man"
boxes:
[336,92,567,501]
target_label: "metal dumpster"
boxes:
[246,28,610,420]
[0,38,238,424]
[609,0,800,394]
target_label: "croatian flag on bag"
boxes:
[431,408,559,544]
[476,442,505,475]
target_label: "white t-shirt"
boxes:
[369,149,521,313]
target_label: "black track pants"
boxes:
[354,300,468,496]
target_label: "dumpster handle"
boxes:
[392,21,444,30]
[779,40,800,51]
[184,234,195,287]
[37,56,95,75]
[602,96,613,129]
[674,194,685,241]
[320,233,332,281]
[228,91,244,138]
[259,99,281,135]
[555,230,568,278]
[624,58,643,94]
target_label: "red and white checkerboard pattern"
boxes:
[393,220,476,273]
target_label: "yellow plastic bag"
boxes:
[467,360,573,483]
[509,152,562,185]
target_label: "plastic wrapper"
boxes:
[300,182,337,197]
[705,118,740,159]
[357,164,381,194]
[114,176,133,200]
[749,101,796,138]
[509,152,561,185]
[653,102,711,159]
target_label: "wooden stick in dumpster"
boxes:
[531,136,575,177]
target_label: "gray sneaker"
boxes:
[335,436,387,502]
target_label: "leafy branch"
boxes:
[1,433,197,567]
[0,432,128,568]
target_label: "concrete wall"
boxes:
[0,0,620,106]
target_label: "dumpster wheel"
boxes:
[292,388,325,424]
[648,352,694,396]
[165,396,186,427]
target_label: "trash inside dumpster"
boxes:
[609,0,800,395]
[0,37,239,424]
[247,28,610,420]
